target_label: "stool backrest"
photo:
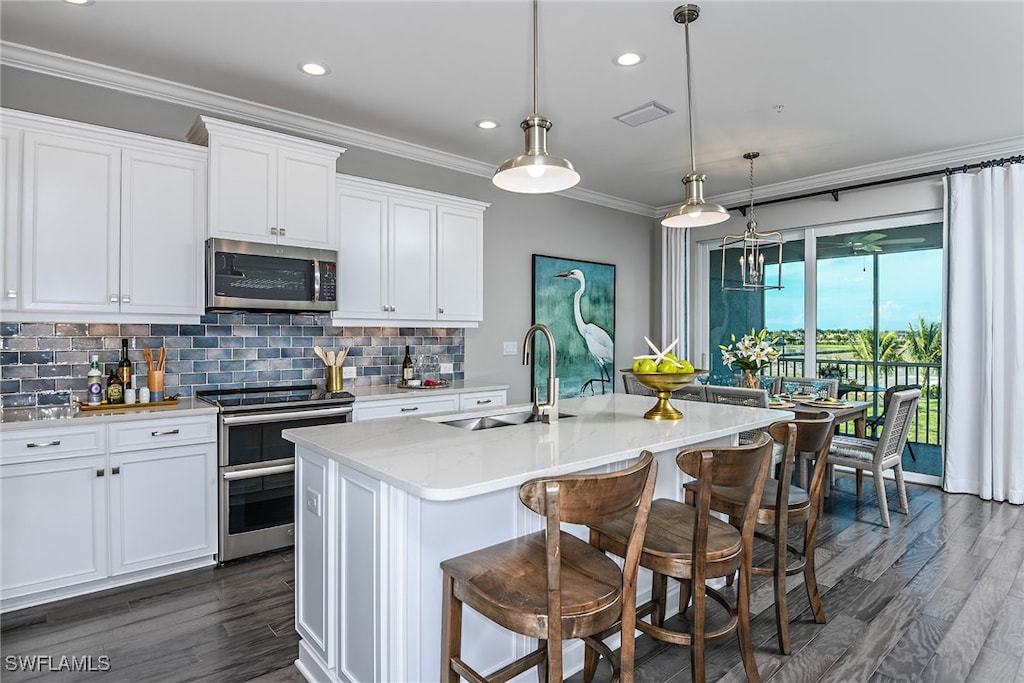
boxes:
[705,385,770,408]
[769,411,835,506]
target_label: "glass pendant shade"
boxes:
[662,172,730,227]
[493,115,580,193]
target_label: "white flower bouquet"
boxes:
[719,328,780,373]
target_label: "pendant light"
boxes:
[492,0,580,194]
[662,4,729,228]
[721,152,783,290]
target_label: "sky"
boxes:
[765,249,943,331]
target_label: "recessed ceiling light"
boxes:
[475,120,500,130]
[299,62,330,77]
[614,52,644,67]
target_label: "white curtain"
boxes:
[944,163,1024,504]
[661,226,689,359]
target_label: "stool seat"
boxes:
[442,530,623,640]
[685,479,811,516]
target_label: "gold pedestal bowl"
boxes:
[622,369,706,420]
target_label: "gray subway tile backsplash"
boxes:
[0,313,465,408]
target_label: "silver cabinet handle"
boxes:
[279,228,286,236]
[26,440,61,448]
[223,463,295,481]
[475,399,492,405]
[151,428,180,437]
[270,227,278,235]
[6,289,15,299]
[438,307,444,314]
[111,466,120,475]
[121,296,130,303]
[110,294,118,302]
[400,406,419,412]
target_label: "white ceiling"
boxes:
[2,1,1022,215]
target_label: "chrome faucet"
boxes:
[522,323,559,423]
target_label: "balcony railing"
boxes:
[774,356,941,447]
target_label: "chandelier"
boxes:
[721,152,783,291]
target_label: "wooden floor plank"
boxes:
[875,613,951,681]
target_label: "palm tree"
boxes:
[852,329,903,363]
[903,317,942,363]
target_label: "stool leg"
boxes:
[583,639,598,682]
[736,558,761,683]
[803,514,826,624]
[773,514,791,655]
[675,576,691,620]
[691,577,707,683]
[440,572,462,683]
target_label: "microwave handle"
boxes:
[314,259,322,302]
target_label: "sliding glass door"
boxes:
[697,212,943,483]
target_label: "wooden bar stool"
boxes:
[690,412,835,655]
[440,452,657,683]
[587,434,774,683]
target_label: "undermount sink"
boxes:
[436,409,575,431]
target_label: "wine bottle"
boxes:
[402,345,414,382]
[118,338,132,389]
[106,368,124,404]
[86,355,103,406]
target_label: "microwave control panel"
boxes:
[320,262,337,302]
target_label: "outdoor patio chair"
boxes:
[867,384,922,461]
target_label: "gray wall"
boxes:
[1,66,657,405]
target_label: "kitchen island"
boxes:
[283,393,791,683]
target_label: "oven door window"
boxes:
[226,414,345,466]
[227,470,294,535]
[213,251,315,303]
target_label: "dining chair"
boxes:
[440,452,657,683]
[866,384,922,461]
[827,388,920,527]
[586,434,774,683]
[622,372,656,396]
[685,412,836,655]
[704,386,771,447]
[778,376,839,399]
[672,384,707,402]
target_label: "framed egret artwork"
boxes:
[532,254,616,401]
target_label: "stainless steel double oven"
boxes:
[198,385,354,562]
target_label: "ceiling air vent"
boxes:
[613,101,674,127]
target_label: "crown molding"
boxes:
[690,136,1024,214]
[0,41,652,217]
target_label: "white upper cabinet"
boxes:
[2,126,22,314]
[189,116,344,249]
[2,109,206,322]
[334,175,488,327]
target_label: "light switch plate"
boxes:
[342,366,356,379]
[440,362,454,374]
[305,489,321,517]
[503,341,517,356]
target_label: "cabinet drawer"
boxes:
[108,416,216,452]
[353,395,458,421]
[1,425,105,464]
[458,391,507,412]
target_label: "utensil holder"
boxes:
[326,366,343,393]
[148,370,165,402]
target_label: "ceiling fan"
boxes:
[823,232,926,255]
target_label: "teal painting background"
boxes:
[532,254,616,400]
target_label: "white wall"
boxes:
[1,66,657,404]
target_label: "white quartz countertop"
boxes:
[283,393,792,502]
[344,380,509,402]
[0,397,217,430]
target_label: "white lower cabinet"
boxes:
[0,414,217,612]
[352,394,459,421]
[458,390,507,412]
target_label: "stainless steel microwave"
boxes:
[206,238,338,313]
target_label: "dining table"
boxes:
[774,397,872,491]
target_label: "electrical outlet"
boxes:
[440,362,454,374]
[305,489,321,517]
[503,341,517,356]
[342,366,356,379]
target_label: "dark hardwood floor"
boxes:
[2,475,1022,682]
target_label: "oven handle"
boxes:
[221,405,353,426]
[223,463,296,481]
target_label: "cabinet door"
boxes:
[1,128,20,312]
[277,148,335,248]
[352,394,458,421]
[20,132,120,313]
[109,442,216,575]
[207,135,275,241]
[389,197,435,320]
[458,391,507,412]
[337,186,389,319]
[0,455,107,598]
[437,206,483,321]
[120,149,206,316]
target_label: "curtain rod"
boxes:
[733,154,1024,216]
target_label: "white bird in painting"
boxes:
[555,269,615,394]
